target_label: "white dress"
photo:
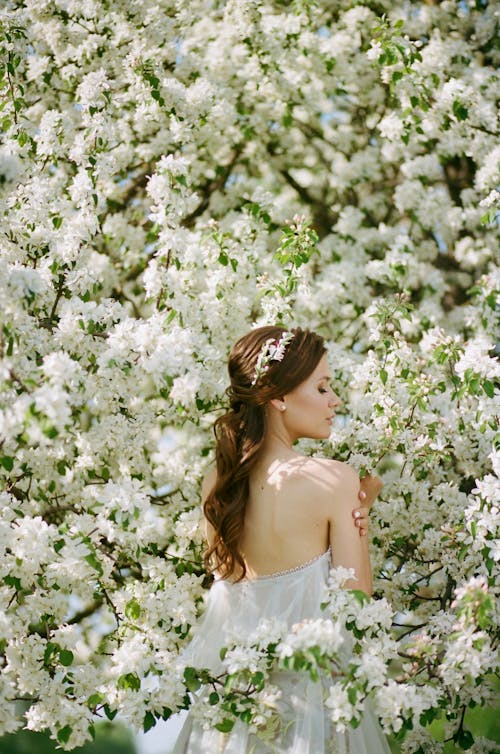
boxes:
[172,550,391,754]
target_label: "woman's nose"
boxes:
[330,392,341,408]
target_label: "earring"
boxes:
[280,404,286,411]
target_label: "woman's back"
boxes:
[240,455,354,579]
[205,449,366,590]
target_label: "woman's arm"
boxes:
[353,474,383,536]
[326,464,373,595]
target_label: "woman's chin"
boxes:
[305,427,332,440]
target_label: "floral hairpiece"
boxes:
[251,331,294,386]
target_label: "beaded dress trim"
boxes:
[246,547,332,582]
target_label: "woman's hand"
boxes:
[353,475,383,536]
[359,474,383,508]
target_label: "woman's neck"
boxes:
[259,435,301,467]
[261,422,297,452]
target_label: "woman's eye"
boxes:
[319,388,327,394]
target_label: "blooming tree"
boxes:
[0,0,498,752]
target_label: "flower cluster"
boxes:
[250,331,294,385]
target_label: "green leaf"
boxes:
[452,100,468,121]
[87,692,104,709]
[469,377,480,394]
[44,642,58,666]
[380,368,388,385]
[240,708,253,724]
[125,598,141,621]
[183,666,201,693]
[0,457,14,472]
[4,574,22,591]
[419,707,439,725]
[481,209,497,226]
[57,725,72,745]
[351,589,370,606]
[143,710,156,732]
[215,718,234,733]
[59,648,74,667]
[483,380,494,398]
[117,672,141,692]
[42,426,58,439]
[453,728,474,750]
[164,308,177,324]
[103,704,117,720]
[174,174,187,187]
[251,671,264,689]
[85,552,103,577]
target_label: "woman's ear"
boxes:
[269,397,286,412]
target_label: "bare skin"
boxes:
[203,354,383,594]
[357,475,384,533]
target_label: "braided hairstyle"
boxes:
[203,325,326,580]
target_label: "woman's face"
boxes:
[282,354,340,441]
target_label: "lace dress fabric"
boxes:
[172,550,391,754]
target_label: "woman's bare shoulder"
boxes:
[301,459,360,526]
[283,456,359,497]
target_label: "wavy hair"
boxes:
[203,325,326,580]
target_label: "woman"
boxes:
[172,325,391,754]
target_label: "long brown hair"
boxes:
[203,325,326,581]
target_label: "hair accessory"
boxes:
[251,331,294,386]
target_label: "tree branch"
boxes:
[182,148,243,229]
